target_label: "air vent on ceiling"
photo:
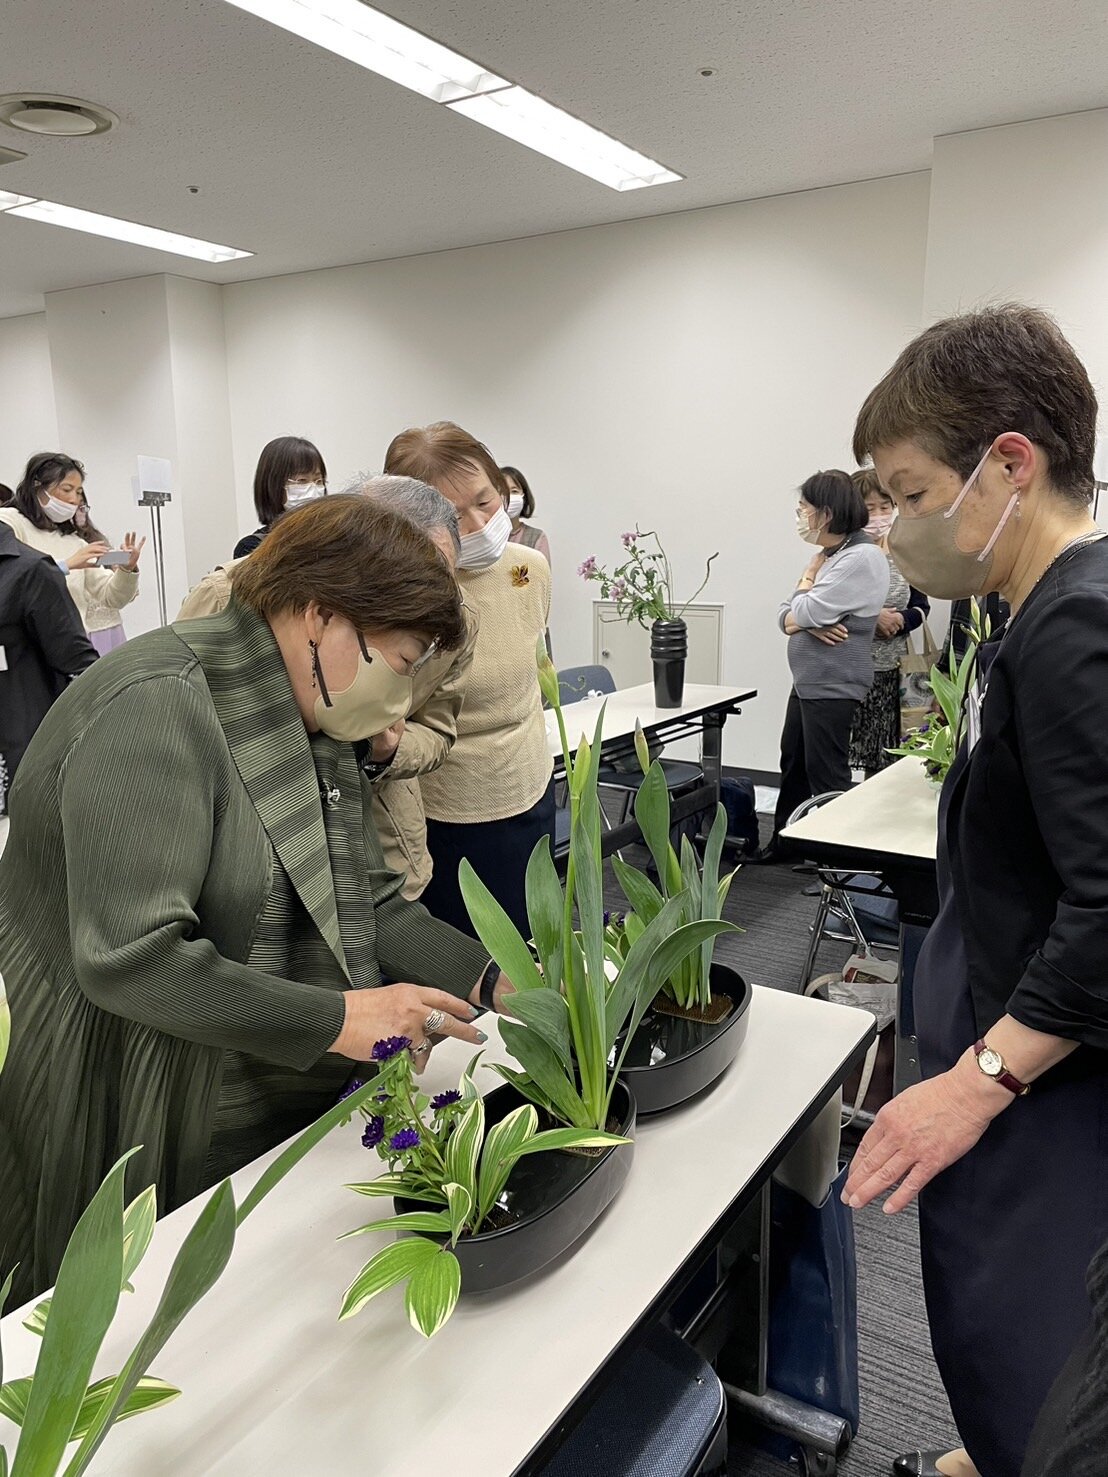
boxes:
[0,95,118,138]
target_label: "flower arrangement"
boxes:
[0,982,384,1474]
[336,1039,626,1337]
[456,645,739,1134]
[888,602,985,783]
[603,726,741,1016]
[578,528,718,628]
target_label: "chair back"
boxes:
[557,664,616,706]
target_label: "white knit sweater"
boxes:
[0,508,139,633]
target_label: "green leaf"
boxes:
[459,1051,484,1105]
[491,1062,559,1119]
[633,762,683,895]
[476,1104,537,1225]
[405,1249,462,1338]
[236,1078,383,1225]
[0,1383,28,1428]
[2,1376,180,1442]
[443,1182,472,1243]
[603,892,693,1044]
[10,1150,134,1477]
[20,1301,49,1340]
[345,1172,442,1201]
[0,1265,15,1389]
[612,858,665,924]
[509,990,572,1069]
[444,1097,484,1206]
[633,720,651,776]
[698,805,730,1000]
[458,859,546,996]
[525,835,565,989]
[338,1211,451,1240]
[339,1237,440,1320]
[515,1128,629,1155]
[498,1020,591,1128]
[62,1179,237,1477]
[121,1186,158,1289]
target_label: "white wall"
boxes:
[0,313,59,488]
[224,171,931,770]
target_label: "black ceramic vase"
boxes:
[396,1078,636,1293]
[651,618,687,708]
[617,962,752,1116]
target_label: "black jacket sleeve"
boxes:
[1007,589,1108,1047]
[25,561,99,678]
[902,586,930,633]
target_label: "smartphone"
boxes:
[96,550,133,567]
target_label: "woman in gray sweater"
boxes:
[761,469,889,859]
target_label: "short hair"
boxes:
[253,436,327,526]
[853,303,1097,506]
[14,452,85,534]
[231,494,464,650]
[341,472,461,556]
[501,465,535,519]
[851,468,890,507]
[800,470,868,535]
[384,421,506,501]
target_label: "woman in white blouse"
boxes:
[0,454,143,647]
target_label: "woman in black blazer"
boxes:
[844,304,1108,1477]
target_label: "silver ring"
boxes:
[410,1039,432,1056]
[423,1009,447,1035]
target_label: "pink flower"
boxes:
[621,531,637,548]
[611,578,628,599]
[578,556,598,578]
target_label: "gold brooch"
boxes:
[510,565,530,587]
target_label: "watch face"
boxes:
[978,1047,1003,1077]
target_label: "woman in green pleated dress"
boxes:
[0,496,511,1305]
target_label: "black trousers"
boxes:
[422,778,556,940]
[772,691,859,838]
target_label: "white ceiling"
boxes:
[1,0,1106,318]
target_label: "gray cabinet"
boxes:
[591,602,724,689]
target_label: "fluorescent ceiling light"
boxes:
[224,0,508,102]
[1,197,252,262]
[448,87,682,191]
[0,190,35,210]
[222,0,681,190]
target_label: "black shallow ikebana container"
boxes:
[396,1079,636,1293]
[618,962,752,1116]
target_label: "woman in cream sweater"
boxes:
[385,422,554,938]
[0,454,143,642]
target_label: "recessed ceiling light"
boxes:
[0,195,252,262]
[0,95,118,138]
[222,0,682,190]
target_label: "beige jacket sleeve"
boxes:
[378,604,479,782]
[177,564,237,621]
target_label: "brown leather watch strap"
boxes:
[974,1039,1030,1097]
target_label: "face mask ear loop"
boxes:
[975,491,1020,563]
[945,444,996,522]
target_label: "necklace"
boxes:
[1004,529,1107,634]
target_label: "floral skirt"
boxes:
[849,668,901,775]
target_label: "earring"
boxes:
[308,638,320,688]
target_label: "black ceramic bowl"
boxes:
[616,962,752,1116]
[396,1078,636,1293]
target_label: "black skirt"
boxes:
[849,667,900,774]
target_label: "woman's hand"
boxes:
[66,541,110,570]
[329,984,486,1071]
[121,532,146,571]
[371,719,405,763]
[802,551,828,583]
[811,623,850,646]
[875,608,905,638]
[842,1057,1009,1214]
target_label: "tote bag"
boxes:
[899,620,939,733]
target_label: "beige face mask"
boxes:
[311,630,414,742]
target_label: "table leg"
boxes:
[701,710,725,807]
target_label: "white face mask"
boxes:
[286,481,326,509]
[866,511,896,541]
[796,506,824,546]
[505,492,525,520]
[41,493,77,524]
[458,504,512,571]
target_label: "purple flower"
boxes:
[338,1077,365,1102]
[389,1128,421,1152]
[370,1036,411,1062]
[621,531,637,548]
[431,1090,462,1111]
[577,556,598,578]
[361,1115,385,1149]
[919,719,931,734]
[610,578,628,600]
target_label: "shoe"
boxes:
[746,844,785,865]
[891,1453,953,1477]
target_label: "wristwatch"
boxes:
[973,1039,1030,1096]
[479,962,502,1014]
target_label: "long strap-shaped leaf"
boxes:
[62,1181,237,1476]
[10,1150,135,1477]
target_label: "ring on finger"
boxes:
[423,1009,447,1035]
[410,1039,432,1057]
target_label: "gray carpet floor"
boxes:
[601,824,959,1476]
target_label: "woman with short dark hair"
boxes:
[502,465,551,566]
[844,304,1108,1477]
[759,468,888,859]
[233,435,327,557]
[0,495,514,1307]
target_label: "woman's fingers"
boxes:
[882,1163,937,1215]
[843,1148,914,1211]
[415,987,487,1046]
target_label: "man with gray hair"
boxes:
[176,474,478,900]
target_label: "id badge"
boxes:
[966,680,986,752]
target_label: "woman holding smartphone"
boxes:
[0,453,143,643]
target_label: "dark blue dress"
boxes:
[915,746,1108,1477]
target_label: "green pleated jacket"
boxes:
[0,597,489,1305]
